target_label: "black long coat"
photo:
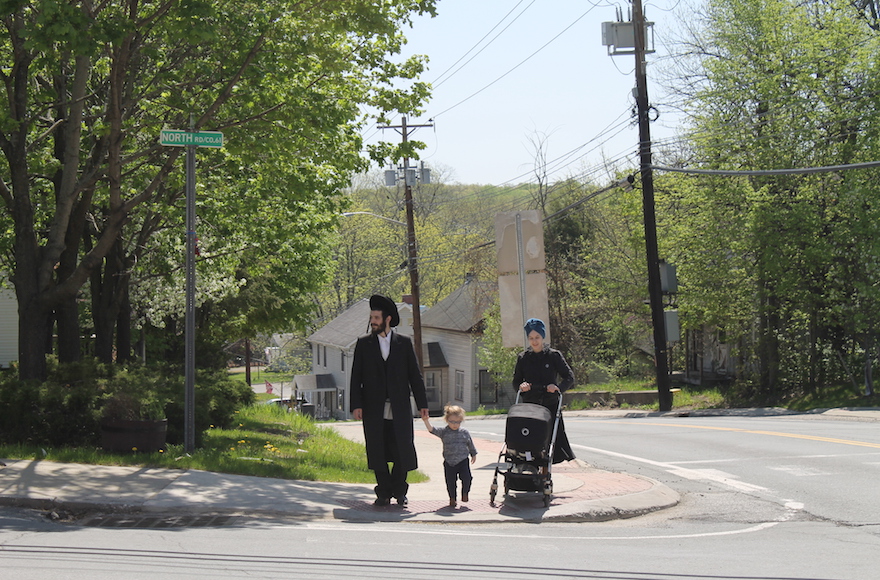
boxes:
[350,331,428,472]
[512,346,576,463]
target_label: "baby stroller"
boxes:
[489,391,562,507]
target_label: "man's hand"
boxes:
[352,408,363,421]
[420,408,429,420]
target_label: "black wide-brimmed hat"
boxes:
[369,294,400,327]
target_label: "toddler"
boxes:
[423,404,477,507]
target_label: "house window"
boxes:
[455,370,464,401]
[341,352,345,372]
[316,344,320,366]
[323,346,327,367]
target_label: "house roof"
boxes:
[308,298,414,350]
[421,278,496,333]
[307,299,371,349]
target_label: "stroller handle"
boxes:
[514,389,563,417]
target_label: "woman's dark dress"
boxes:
[512,347,576,463]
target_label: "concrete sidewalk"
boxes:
[0,419,679,525]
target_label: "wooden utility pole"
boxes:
[632,0,673,410]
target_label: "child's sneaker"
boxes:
[461,493,469,502]
[449,498,457,507]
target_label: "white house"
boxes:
[304,298,418,419]
[305,277,503,418]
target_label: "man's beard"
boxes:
[371,320,387,335]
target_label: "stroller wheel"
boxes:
[543,494,551,508]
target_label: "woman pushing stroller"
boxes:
[513,318,576,464]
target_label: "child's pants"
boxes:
[444,458,472,499]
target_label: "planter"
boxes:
[101,418,167,453]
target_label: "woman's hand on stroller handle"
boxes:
[520,382,560,393]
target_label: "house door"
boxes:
[424,370,442,415]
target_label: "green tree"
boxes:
[665,0,880,400]
[1,0,437,379]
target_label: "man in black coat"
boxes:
[350,294,429,506]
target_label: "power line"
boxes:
[429,5,599,119]
[431,0,535,88]
[652,160,880,176]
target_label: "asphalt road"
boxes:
[2,410,879,579]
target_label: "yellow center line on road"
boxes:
[633,422,880,449]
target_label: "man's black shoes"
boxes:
[372,496,407,507]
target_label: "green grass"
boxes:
[468,405,509,416]
[0,404,426,484]
[567,379,726,412]
[785,383,880,412]
[228,368,296,386]
[572,378,657,392]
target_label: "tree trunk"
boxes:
[15,282,53,381]
[808,308,819,395]
[116,279,133,362]
[91,238,127,363]
[758,292,781,403]
[55,295,81,363]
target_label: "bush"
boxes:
[0,358,255,448]
[0,359,105,447]
[160,369,256,446]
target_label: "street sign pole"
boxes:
[160,125,224,453]
[184,138,196,454]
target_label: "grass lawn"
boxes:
[0,404,425,484]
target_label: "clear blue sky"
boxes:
[363,0,683,186]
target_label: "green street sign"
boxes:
[160,129,224,148]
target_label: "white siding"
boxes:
[0,287,17,368]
